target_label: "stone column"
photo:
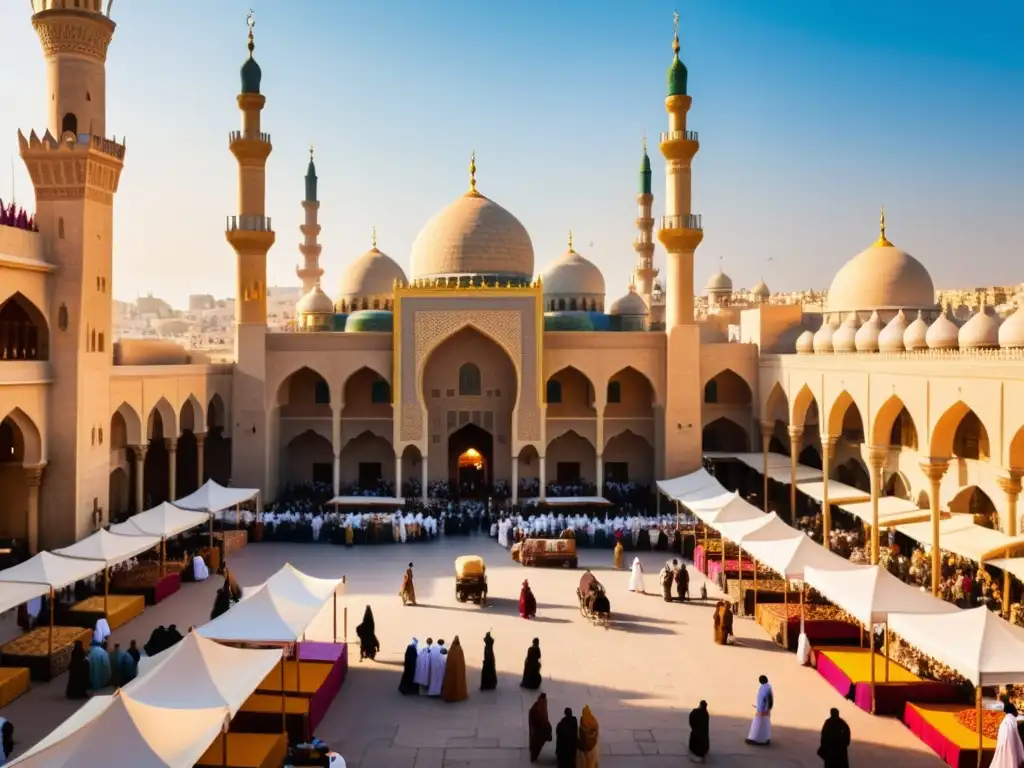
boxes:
[24,463,45,554]
[511,455,519,505]
[920,458,949,595]
[331,405,342,497]
[761,422,772,514]
[867,445,888,565]
[595,454,604,496]
[821,435,838,550]
[165,438,177,502]
[421,456,429,502]
[788,426,803,524]
[133,445,147,512]
[395,455,403,499]
[539,455,547,500]
[998,472,1022,536]
[332,454,341,498]
[195,432,206,487]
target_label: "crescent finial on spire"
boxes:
[875,205,893,246]
[672,10,680,54]
[468,151,477,195]
[372,225,377,249]
[568,229,574,251]
[247,9,255,55]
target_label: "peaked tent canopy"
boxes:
[715,512,794,544]
[109,502,211,538]
[7,691,229,768]
[888,606,1024,686]
[53,529,161,568]
[174,480,258,513]
[0,581,52,615]
[248,563,345,605]
[804,563,958,626]
[0,551,105,590]
[696,494,764,526]
[197,585,323,643]
[795,479,870,505]
[742,530,851,580]
[657,468,725,501]
[895,515,1024,564]
[124,631,281,717]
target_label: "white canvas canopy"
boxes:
[326,496,405,507]
[0,580,50,615]
[0,551,104,590]
[895,515,1024,564]
[888,607,1024,686]
[715,512,794,544]
[7,691,228,768]
[247,563,345,604]
[174,480,257,513]
[795,480,871,505]
[702,452,823,483]
[838,496,931,528]
[695,494,763,526]
[986,557,1024,583]
[124,631,282,717]
[197,584,323,643]
[742,529,850,580]
[53,529,161,568]
[109,502,211,538]
[656,468,724,500]
[803,563,957,626]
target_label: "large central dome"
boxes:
[410,191,534,281]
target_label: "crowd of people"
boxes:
[65,620,184,701]
[0,199,37,232]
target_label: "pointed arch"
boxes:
[603,429,654,485]
[605,366,655,415]
[791,384,819,432]
[1011,424,1024,472]
[0,407,43,465]
[112,401,143,447]
[278,366,332,416]
[545,366,596,416]
[872,395,919,450]
[827,391,864,443]
[948,485,999,529]
[179,394,204,434]
[340,430,395,491]
[147,397,177,440]
[0,291,50,360]
[342,366,393,418]
[931,401,991,460]
[762,382,789,424]
[207,393,226,431]
[884,470,911,501]
[702,368,752,406]
[545,429,596,486]
[284,429,334,487]
[701,417,750,454]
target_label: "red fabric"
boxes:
[519,586,537,618]
[903,703,992,768]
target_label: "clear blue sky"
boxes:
[1,0,1022,307]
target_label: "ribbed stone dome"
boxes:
[958,307,1000,349]
[903,311,929,351]
[337,247,407,302]
[544,312,594,332]
[999,307,1024,348]
[855,310,883,352]
[878,309,909,352]
[813,318,838,353]
[410,192,534,280]
[609,289,649,316]
[833,313,861,353]
[796,329,815,354]
[541,246,605,297]
[926,311,960,350]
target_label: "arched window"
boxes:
[569,299,578,311]
[607,381,621,404]
[373,299,380,310]
[61,113,77,136]
[370,379,391,404]
[558,299,566,311]
[546,380,562,404]
[58,218,65,239]
[314,380,330,404]
[459,363,482,396]
[58,303,69,331]
[704,379,718,403]
[98,332,105,352]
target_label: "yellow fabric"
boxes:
[196,732,288,768]
[577,705,600,762]
[613,543,624,569]
[240,692,309,715]
[908,703,997,750]
[70,594,145,630]
[0,666,30,707]
[817,647,921,684]
[2,626,92,658]
[455,556,485,577]
[345,526,354,545]
[257,660,331,695]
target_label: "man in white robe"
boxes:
[991,702,1024,768]
[427,640,447,697]
[92,617,111,645]
[414,638,433,689]
[193,553,210,581]
[746,675,773,746]
[629,557,646,593]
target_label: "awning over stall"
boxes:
[197,585,325,643]
[109,502,211,538]
[715,512,795,544]
[804,563,957,626]
[326,496,405,507]
[53,529,161,568]
[895,516,1024,564]
[742,530,850,580]
[0,551,105,591]
[837,496,933,528]
[244,563,345,603]
[795,480,871,505]
[656,469,724,500]
[175,480,258,513]
[0,581,51,615]
[702,451,823,483]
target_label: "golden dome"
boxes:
[410,192,534,280]
[999,307,1024,348]
[541,237,605,297]
[337,245,407,301]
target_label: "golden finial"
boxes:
[467,150,478,195]
[568,229,574,251]
[875,206,893,247]
[309,144,314,162]
[371,225,377,249]
[642,132,647,153]
[672,10,680,55]
[247,9,255,56]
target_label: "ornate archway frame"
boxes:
[392,282,544,462]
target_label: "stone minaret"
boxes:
[20,0,124,548]
[632,136,658,318]
[228,12,274,491]
[657,12,703,479]
[296,147,323,294]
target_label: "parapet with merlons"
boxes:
[18,129,126,162]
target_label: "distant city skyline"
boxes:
[1,0,1022,308]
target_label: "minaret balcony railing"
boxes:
[660,214,702,231]
[226,215,273,232]
[660,130,698,143]
[228,130,272,145]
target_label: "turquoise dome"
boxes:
[667,56,687,97]
[586,312,612,332]
[332,313,348,332]
[345,310,393,333]
[241,56,262,94]
[544,312,594,332]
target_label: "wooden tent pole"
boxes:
[738,546,745,616]
[104,566,109,616]
[344,606,348,642]
[47,586,54,655]
[884,620,890,682]
[976,686,983,768]
[280,650,287,732]
[869,621,876,714]
[782,578,789,651]
[333,591,338,643]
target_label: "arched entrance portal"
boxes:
[449,423,493,497]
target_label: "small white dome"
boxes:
[855,310,883,352]
[998,307,1024,348]
[878,309,908,352]
[903,310,929,350]
[337,246,407,301]
[796,329,814,354]
[541,246,605,297]
[751,280,770,302]
[832,312,861,353]
[296,283,334,315]
[926,311,959,350]
[958,307,1000,349]
[609,288,648,316]
[705,270,733,293]
[812,318,837,353]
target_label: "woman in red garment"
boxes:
[519,580,537,619]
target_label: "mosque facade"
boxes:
[1,1,1023,553]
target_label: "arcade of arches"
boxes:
[0,409,44,550]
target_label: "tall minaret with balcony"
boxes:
[228,12,274,492]
[20,0,124,548]
[296,147,323,294]
[632,136,658,321]
[657,11,704,478]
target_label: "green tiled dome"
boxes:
[345,310,393,333]
[667,56,687,97]
[639,150,652,195]
[544,312,594,332]
[241,55,262,94]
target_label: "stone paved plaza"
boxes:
[0,535,946,766]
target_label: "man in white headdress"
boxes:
[414,637,433,690]
[746,675,773,746]
[991,700,1024,768]
[92,617,111,645]
[628,557,645,593]
[427,639,448,697]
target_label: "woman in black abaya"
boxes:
[480,631,497,690]
[356,605,380,662]
[398,638,419,694]
[520,637,542,690]
[65,641,90,700]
